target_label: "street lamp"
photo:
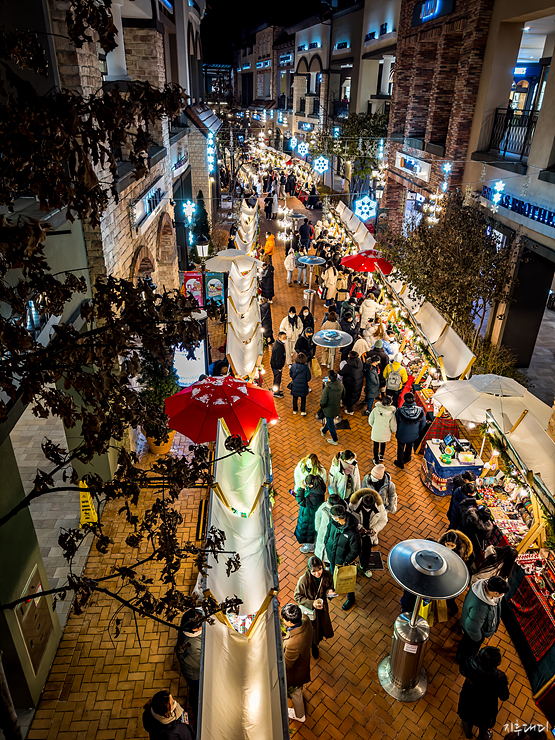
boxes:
[374,185,384,234]
[196,234,210,266]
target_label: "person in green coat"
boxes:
[319,370,345,445]
[457,575,510,663]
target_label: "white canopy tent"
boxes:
[199,420,287,740]
[228,283,258,314]
[358,232,377,251]
[507,413,555,501]
[432,326,475,379]
[226,322,263,377]
[415,302,448,343]
[336,200,347,217]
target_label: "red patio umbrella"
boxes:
[340,249,393,275]
[164,376,279,443]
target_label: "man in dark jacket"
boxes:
[448,481,478,529]
[260,298,274,344]
[339,312,358,361]
[372,339,389,378]
[299,218,311,250]
[324,506,362,611]
[270,331,286,398]
[364,354,381,415]
[394,392,427,468]
[295,327,316,361]
[340,351,364,414]
[176,608,203,712]
[320,370,345,445]
[457,576,509,662]
[282,603,313,722]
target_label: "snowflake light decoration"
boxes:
[183,200,196,222]
[313,156,329,174]
[298,141,309,157]
[491,180,505,213]
[290,136,298,149]
[354,195,377,221]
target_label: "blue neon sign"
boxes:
[412,0,454,27]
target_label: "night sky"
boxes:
[201,0,327,63]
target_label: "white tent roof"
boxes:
[432,326,475,379]
[415,302,448,343]
[507,413,555,504]
[227,322,263,377]
[358,232,377,251]
[228,297,261,341]
[336,201,347,216]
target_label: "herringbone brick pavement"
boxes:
[26,195,541,739]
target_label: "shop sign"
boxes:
[412,0,454,27]
[395,151,431,182]
[205,272,225,305]
[182,271,204,307]
[483,186,555,229]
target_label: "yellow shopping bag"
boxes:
[333,564,357,594]
[418,599,435,627]
[434,599,448,623]
[310,357,322,378]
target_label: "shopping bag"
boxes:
[333,564,357,594]
[298,603,314,618]
[310,358,322,378]
[318,285,328,300]
[434,599,448,623]
[418,599,435,627]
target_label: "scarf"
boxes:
[151,701,184,725]
[288,315,299,328]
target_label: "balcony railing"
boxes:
[489,108,539,160]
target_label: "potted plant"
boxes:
[138,350,181,455]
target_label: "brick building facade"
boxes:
[382,0,494,232]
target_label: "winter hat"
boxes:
[374,339,383,348]
[371,464,386,480]
[289,306,296,314]
[393,353,403,363]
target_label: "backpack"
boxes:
[386,368,403,392]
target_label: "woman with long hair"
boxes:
[294,453,327,490]
[294,555,335,658]
[471,545,518,584]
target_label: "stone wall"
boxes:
[383,0,494,230]
[188,126,212,223]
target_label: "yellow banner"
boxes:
[79,481,98,527]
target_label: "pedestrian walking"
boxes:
[361,462,397,513]
[289,352,311,415]
[458,646,509,740]
[383,353,408,407]
[142,690,193,740]
[279,307,303,364]
[295,327,316,362]
[339,351,364,414]
[270,331,286,397]
[272,191,278,220]
[284,248,296,286]
[176,608,203,712]
[260,298,274,344]
[314,494,346,561]
[319,370,345,445]
[339,311,358,361]
[294,453,327,489]
[460,503,494,554]
[259,256,275,301]
[349,488,388,578]
[368,394,397,463]
[394,392,427,469]
[299,306,315,331]
[363,353,382,415]
[320,312,341,367]
[294,474,327,553]
[295,250,308,285]
[371,339,389,377]
[264,193,273,219]
[324,505,362,611]
[457,575,510,662]
[359,295,380,329]
[294,556,335,658]
[280,172,287,198]
[281,603,312,723]
[335,270,349,303]
[322,263,338,307]
[328,450,361,499]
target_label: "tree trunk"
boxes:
[0,651,23,740]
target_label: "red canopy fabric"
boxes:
[164,376,279,443]
[340,249,393,275]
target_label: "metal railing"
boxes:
[489,108,539,160]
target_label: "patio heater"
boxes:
[312,329,352,370]
[298,255,326,313]
[378,539,468,702]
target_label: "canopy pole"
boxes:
[509,409,528,435]
[414,362,428,385]
[437,357,447,382]
[245,588,278,637]
[458,356,476,380]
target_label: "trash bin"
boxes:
[303,289,316,314]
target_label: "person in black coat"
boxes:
[270,331,286,397]
[299,306,315,331]
[363,353,382,415]
[142,690,193,740]
[289,352,311,415]
[461,503,494,554]
[295,327,316,362]
[340,351,364,414]
[339,312,358,361]
[324,506,362,611]
[259,258,274,300]
[264,193,273,219]
[371,340,389,377]
[394,392,427,469]
[448,481,478,529]
[458,647,509,740]
[294,474,327,552]
[287,172,296,195]
[453,470,477,491]
[260,298,274,344]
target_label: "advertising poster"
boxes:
[181,271,204,307]
[174,339,207,387]
[205,272,225,306]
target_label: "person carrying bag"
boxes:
[323,504,361,611]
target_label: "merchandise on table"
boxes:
[227,612,256,635]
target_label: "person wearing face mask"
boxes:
[368,394,397,464]
[328,450,361,500]
[295,326,316,362]
[279,307,303,365]
[361,463,398,514]
[299,306,315,331]
[324,505,362,611]
[348,489,388,578]
[142,690,193,740]
[457,575,510,662]
[294,556,335,658]
[294,474,327,554]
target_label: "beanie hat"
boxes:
[289,306,296,313]
[394,353,403,362]
[374,339,383,348]
[371,464,386,479]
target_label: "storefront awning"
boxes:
[184,103,222,135]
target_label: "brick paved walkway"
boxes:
[26,195,541,739]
